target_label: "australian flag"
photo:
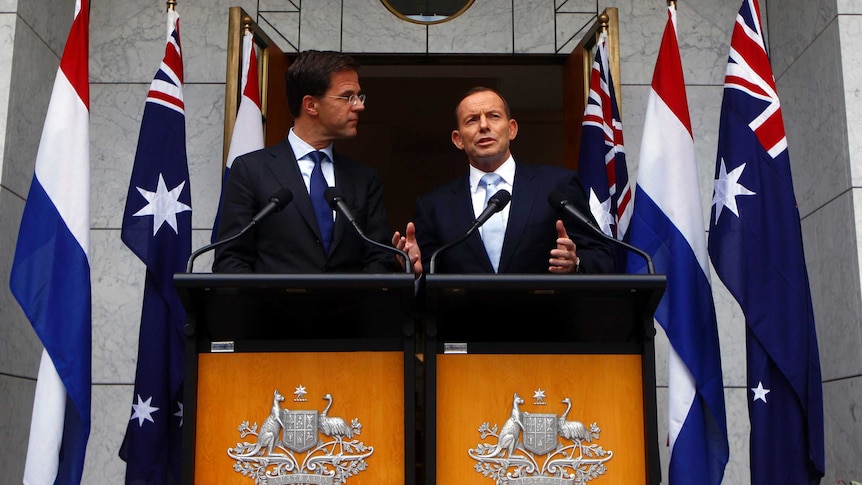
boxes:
[118,7,191,484]
[578,28,632,270]
[708,1,825,483]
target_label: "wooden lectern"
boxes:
[175,273,417,485]
[423,274,665,485]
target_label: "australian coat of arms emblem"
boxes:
[228,388,373,485]
[469,392,613,484]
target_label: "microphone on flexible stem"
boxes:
[547,190,655,275]
[323,187,412,275]
[428,189,512,274]
[186,188,294,273]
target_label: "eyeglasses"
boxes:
[326,93,366,106]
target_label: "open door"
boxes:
[222,7,291,171]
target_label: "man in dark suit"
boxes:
[213,50,419,274]
[413,86,614,274]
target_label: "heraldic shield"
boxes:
[281,409,318,453]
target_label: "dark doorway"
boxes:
[335,61,567,233]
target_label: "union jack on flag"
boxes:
[578,29,632,256]
[708,1,824,483]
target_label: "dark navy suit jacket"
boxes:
[213,138,393,273]
[415,162,615,274]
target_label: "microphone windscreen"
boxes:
[547,190,569,210]
[488,189,512,210]
[323,187,342,208]
[270,188,294,211]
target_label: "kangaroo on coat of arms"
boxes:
[228,388,373,485]
[469,393,613,485]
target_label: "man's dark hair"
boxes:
[454,86,513,125]
[286,50,361,117]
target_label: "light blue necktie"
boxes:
[480,173,505,272]
[308,151,333,252]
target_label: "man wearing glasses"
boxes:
[214,50,419,274]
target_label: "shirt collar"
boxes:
[288,128,334,162]
[470,155,516,193]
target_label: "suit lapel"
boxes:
[265,140,324,245]
[448,176,494,272]
[499,163,537,272]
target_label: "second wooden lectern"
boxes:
[423,274,665,485]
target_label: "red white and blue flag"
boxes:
[211,30,263,243]
[118,7,191,483]
[708,1,825,482]
[11,1,91,483]
[625,4,729,483]
[578,29,632,260]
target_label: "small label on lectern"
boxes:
[211,341,235,353]
[444,342,468,354]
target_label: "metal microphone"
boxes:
[186,188,293,273]
[547,190,655,274]
[323,187,411,274]
[429,189,511,274]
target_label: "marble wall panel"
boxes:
[294,1,342,52]
[184,84,226,229]
[0,376,35,484]
[779,20,847,218]
[428,0,512,54]
[822,377,862,484]
[766,0,837,78]
[803,191,862,381]
[0,14,12,168]
[82,384,135,484]
[555,13,594,54]
[556,0,595,10]
[91,0,257,84]
[841,16,862,187]
[259,0,300,13]
[91,228,144,384]
[838,0,862,14]
[0,190,42,378]
[257,11,300,52]
[0,0,16,12]
[15,0,71,58]
[343,0,426,53]
[3,19,56,198]
[513,0,554,53]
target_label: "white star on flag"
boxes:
[588,188,615,236]
[130,394,159,426]
[712,158,756,223]
[751,381,771,403]
[133,173,191,236]
[174,402,183,427]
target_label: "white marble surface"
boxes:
[838,0,862,14]
[294,1,342,52]
[0,14,12,168]
[779,20,846,219]
[83,384,136,484]
[3,19,57,199]
[16,0,72,58]
[429,0,512,54]
[841,15,862,188]
[555,13,595,53]
[822,377,862,484]
[257,11,300,52]
[802,191,862,381]
[766,0,837,78]
[0,375,36,484]
[0,190,43,379]
[343,0,427,53]
[513,0,554,54]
